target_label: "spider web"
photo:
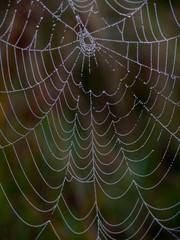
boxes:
[0,0,180,239]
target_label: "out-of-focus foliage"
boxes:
[0,0,180,239]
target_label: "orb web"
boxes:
[0,0,180,239]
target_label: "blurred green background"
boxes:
[0,0,180,239]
